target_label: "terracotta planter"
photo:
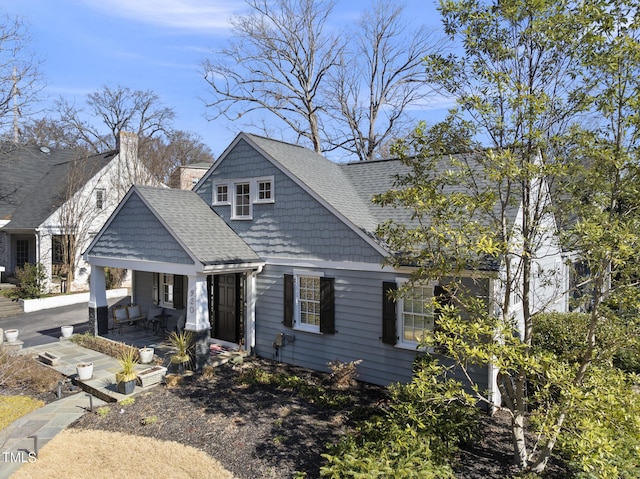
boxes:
[76,362,93,381]
[61,325,74,338]
[139,347,154,364]
[4,329,18,343]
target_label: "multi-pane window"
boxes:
[96,189,105,210]
[257,180,272,201]
[163,274,174,307]
[216,184,228,204]
[299,275,320,327]
[401,284,434,343]
[16,239,29,268]
[235,183,251,218]
[52,235,65,265]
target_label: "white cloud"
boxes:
[78,0,242,31]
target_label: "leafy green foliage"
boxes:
[557,368,640,479]
[8,262,46,299]
[320,356,478,478]
[530,312,640,478]
[532,312,640,373]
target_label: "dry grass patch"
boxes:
[0,349,63,392]
[11,429,236,479]
[0,396,44,431]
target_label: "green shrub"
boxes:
[320,355,478,478]
[322,422,455,478]
[556,367,640,479]
[531,312,640,478]
[532,311,640,373]
[8,263,46,299]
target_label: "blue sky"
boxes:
[4,0,448,159]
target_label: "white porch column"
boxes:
[89,265,108,335]
[185,274,210,372]
[184,274,210,332]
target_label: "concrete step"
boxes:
[0,295,22,318]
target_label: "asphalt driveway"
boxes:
[0,296,127,348]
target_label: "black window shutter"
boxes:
[283,274,293,327]
[174,275,184,309]
[382,281,398,345]
[319,277,335,334]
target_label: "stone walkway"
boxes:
[0,340,164,479]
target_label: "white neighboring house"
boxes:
[0,131,155,293]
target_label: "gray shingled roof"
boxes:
[242,134,520,253]
[339,154,520,230]
[0,143,115,230]
[245,134,381,236]
[0,143,86,223]
[134,185,261,265]
[339,158,417,227]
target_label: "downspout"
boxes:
[34,228,43,292]
[35,228,41,265]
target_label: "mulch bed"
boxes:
[10,355,569,478]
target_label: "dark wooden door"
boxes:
[216,274,237,342]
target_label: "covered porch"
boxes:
[83,186,265,370]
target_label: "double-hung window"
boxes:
[298,274,321,330]
[283,272,335,334]
[400,284,434,345]
[382,280,434,348]
[234,183,251,219]
[153,273,184,309]
[162,273,174,308]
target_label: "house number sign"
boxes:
[189,288,195,314]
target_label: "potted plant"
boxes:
[4,329,19,343]
[139,346,154,364]
[168,330,193,374]
[115,347,138,395]
[61,325,74,338]
[76,362,93,380]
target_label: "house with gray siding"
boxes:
[84,132,568,397]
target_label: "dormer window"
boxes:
[213,176,275,219]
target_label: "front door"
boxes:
[215,274,238,343]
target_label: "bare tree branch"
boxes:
[203,0,344,153]
[327,1,446,161]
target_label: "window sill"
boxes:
[394,342,428,352]
[292,325,322,335]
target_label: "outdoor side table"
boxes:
[147,317,159,334]
[155,313,171,336]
